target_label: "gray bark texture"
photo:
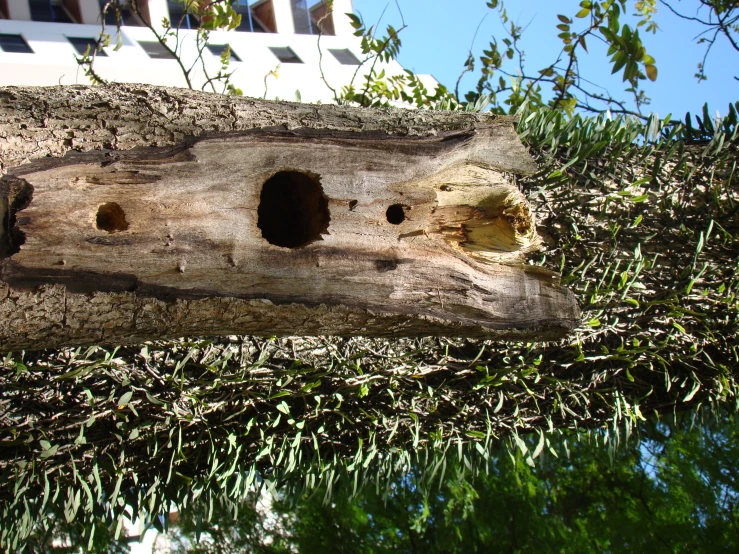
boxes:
[0,85,579,350]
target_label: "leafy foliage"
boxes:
[346,0,737,116]
[81,1,243,94]
[161,410,739,552]
[459,0,738,116]
[21,508,131,554]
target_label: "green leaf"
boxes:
[576,7,591,18]
[40,444,59,459]
[683,381,700,402]
[533,431,546,458]
[611,54,627,74]
[645,64,658,81]
[117,391,133,408]
[515,434,528,455]
[346,13,362,29]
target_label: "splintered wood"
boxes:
[0,85,579,349]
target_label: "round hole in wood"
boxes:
[258,170,330,249]
[386,204,407,225]
[96,202,129,233]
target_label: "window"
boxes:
[0,34,34,53]
[207,44,241,62]
[67,36,107,56]
[30,0,77,23]
[329,48,360,65]
[269,46,302,64]
[234,0,276,33]
[138,41,175,59]
[99,0,144,26]
[290,0,311,34]
[290,1,334,35]
[310,1,334,35]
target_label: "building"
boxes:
[0,0,437,103]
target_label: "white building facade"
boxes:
[0,0,435,103]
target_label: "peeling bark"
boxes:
[0,85,579,349]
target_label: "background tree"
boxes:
[349,0,738,116]
[167,493,292,553]
[22,508,131,554]
[167,411,739,553]
[81,0,244,93]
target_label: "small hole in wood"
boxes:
[258,170,330,249]
[96,202,129,233]
[386,204,407,225]
[0,179,33,259]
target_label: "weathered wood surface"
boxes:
[0,85,579,350]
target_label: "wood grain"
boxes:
[0,85,579,349]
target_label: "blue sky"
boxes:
[351,0,738,119]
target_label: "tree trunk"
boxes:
[0,85,579,350]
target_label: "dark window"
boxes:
[329,48,360,65]
[269,46,302,64]
[67,37,107,56]
[207,44,241,62]
[0,34,34,53]
[234,0,254,32]
[167,0,197,29]
[310,1,334,35]
[233,0,274,33]
[99,0,143,26]
[289,0,334,35]
[139,41,175,59]
[30,0,76,23]
[249,17,266,32]
[290,0,312,35]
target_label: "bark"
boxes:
[0,85,579,350]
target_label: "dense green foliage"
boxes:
[166,411,739,553]
[2,103,737,551]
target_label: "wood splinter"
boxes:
[0,85,579,350]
